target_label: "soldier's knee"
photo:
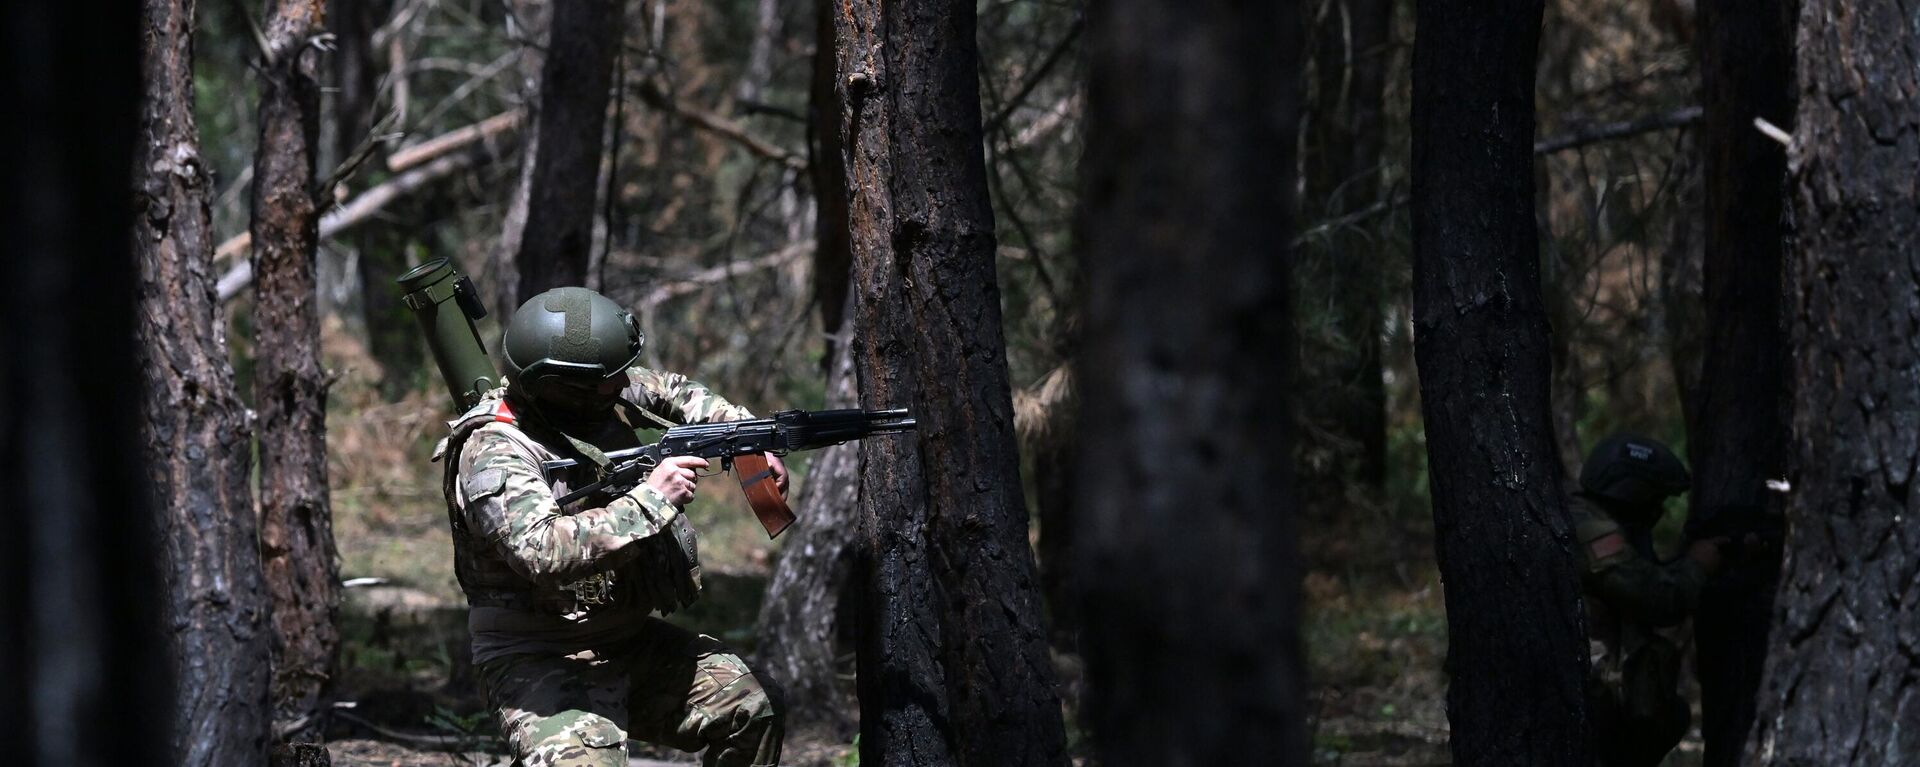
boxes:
[512,710,629,767]
[706,671,784,767]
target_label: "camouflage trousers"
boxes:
[478,618,783,767]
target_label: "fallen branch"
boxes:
[636,243,809,309]
[386,109,522,172]
[1533,105,1702,154]
[217,138,508,302]
[214,112,522,264]
[636,81,806,171]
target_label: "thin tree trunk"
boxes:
[4,3,172,765]
[251,0,340,743]
[132,0,274,762]
[1299,0,1391,500]
[1746,1,1920,761]
[754,317,861,736]
[834,0,1068,763]
[1075,0,1307,763]
[334,0,420,393]
[1692,1,1795,764]
[754,0,862,731]
[500,0,621,309]
[1411,0,1592,763]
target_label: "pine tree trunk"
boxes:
[251,0,341,743]
[133,0,274,762]
[833,0,1068,763]
[1075,0,1308,763]
[754,323,861,736]
[753,2,862,730]
[4,3,174,764]
[501,0,621,309]
[1692,1,1795,763]
[334,0,421,393]
[1410,0,1593,763]
[1746,2,1920,761]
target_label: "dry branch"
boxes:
[635,81,805,170]
[635,243,808,309]
[386,109,522,171]
[1533,105,1702,154]
[214,112,520,264]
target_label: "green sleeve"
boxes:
[1574,507,1707,627]
[457,425,681,586]
[622,366,757,425]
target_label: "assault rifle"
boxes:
[542,408,916,538]
[1684,504,1785,560]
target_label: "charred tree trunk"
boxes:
[500,0,621,309]
[1075,0,1307,763]
[1746,2,1920,762]
[1411,0,1592,763]
[132,0,274,762]
[2,3,173,765]
[754,1,862,733]
[834,0,1068,764]
[1298,0,1392,502]
[1691,1,1795,764]
[251,0,341,743]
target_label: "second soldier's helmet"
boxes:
[1579,433,1691,508]
[501,287,644,417]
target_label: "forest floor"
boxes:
[318,323,1703,766]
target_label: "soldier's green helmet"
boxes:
[501,287,644,417]
[1579,433,1691,508]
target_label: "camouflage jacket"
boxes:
[1570,493,1706,681]
[439,367,756,620]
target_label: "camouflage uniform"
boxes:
[1571,492,1704,767]
[439,367,783,767]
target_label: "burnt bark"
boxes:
[1075,0,1307,763]
[132,0,275,762]
[251,0,341,742]
[1298,0,1392,500]
[1691,1,1795,763]
[1410,0,1592,763]
[1746,1,1920,762]
[2,2,173,765]
[834,0,1068,764]
[500,0,621,309]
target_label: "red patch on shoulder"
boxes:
[1588,532,1627,561]
[493,400,517,424]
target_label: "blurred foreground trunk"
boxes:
[1410,0,1592,763]
[833,0,1068,763]
[251,0,341,745]
[1746,2,1920,762]
[3,2,174,765]
[1074,0,1308,763]
[497,0,621,309]
[1691,1,1795,764]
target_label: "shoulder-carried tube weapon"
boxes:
[543,408,916,538]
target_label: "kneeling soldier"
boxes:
[439,287,786,767]
[1573,433,1728,767]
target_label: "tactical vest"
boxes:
[436,392,703,617]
